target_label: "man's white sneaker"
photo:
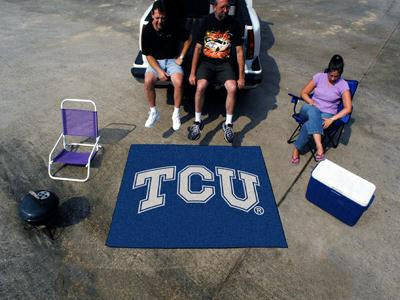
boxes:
[145,109,160,128]
[172,113,181,131]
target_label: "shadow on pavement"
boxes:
[340,118,354,146]
[233,21,280,146]
[98,123,136,145]
[55,196,91,228]
[23,197,91,240]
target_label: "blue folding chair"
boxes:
[287,79,359,158]
[48,99,101,182]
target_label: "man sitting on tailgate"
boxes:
[141,1,192,130]
[188,0,245,143]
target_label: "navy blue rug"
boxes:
[106,144,287,248]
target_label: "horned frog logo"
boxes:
[203,31,232,59]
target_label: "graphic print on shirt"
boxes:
[203,30,232,59]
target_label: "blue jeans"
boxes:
[294,104,333,150]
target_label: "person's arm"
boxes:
[189,43,202,86]
[189,16,207,85]
[175,35,192,66]
[146,55,169,81]
[236,45,245,89]
[323,90,352,129]
[300,80,316,105]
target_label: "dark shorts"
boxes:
[196,61,236,84]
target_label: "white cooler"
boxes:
[306,159,376,226]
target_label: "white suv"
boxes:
[131,0,262,89]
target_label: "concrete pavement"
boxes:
[0,0,399,298]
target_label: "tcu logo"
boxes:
[133,165,260,214]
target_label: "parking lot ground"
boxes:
[0,0,399,298]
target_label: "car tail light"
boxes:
[246,29,255,59]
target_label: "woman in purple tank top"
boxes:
[291,55,352,164]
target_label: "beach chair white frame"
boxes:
[48,98,101,182]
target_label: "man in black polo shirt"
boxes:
[188,0,245,143]
[141,1,191,130]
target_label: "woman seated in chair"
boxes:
[291,54,352,164]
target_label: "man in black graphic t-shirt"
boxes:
[188,0,245,143]
[141,1,191,131]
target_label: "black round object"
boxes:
[19,190,59,224]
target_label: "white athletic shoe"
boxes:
[145,109,160,128]
[172,113,181,131]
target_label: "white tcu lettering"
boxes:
[132,165,260,213]
[215,167,260,212]
[133,166,176,213]
[177,165,215,203]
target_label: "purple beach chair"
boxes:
[48,99,101,182]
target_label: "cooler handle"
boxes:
[330,189,343,197]
[330,189,346,206]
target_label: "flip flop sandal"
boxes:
[291,156,300,165]
[315,153,325,162]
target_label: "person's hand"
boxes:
[175,57,183,66]
[189,73,196,86]
[237,77,245,89]
[323,117,334,129]
[158,70,169,81]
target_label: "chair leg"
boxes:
[331,125,345,148]
[308,139,328,162]
[287,124,302,144]
[308,142,319,162]
[48,162,91,182]
[323,125,344,149]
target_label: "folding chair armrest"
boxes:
[288,93,303,103]
[49,133,64,162]
[288,93,304,115]
[86,136,101,166]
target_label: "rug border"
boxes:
[105,144,288,249]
